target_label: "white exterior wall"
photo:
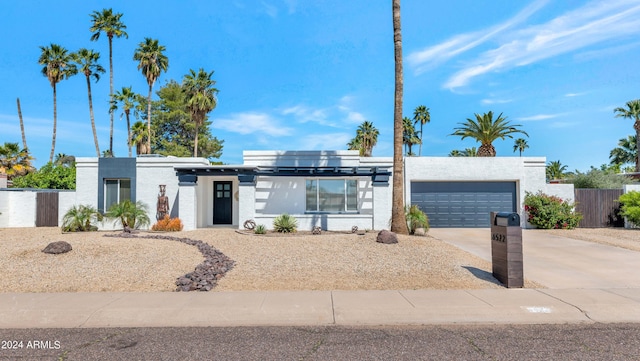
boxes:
[545,184,575,203]
[57,191,76,226]
[0,191,36,227]
[75,158,99,209]
[179,184,197,231]
[404,157,548,227]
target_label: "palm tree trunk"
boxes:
[125,110,132,157]
[16,98,27,150]
[108,36,114,155]
[418,122,423,156]
[147,85,153,154]
[193,120,199,157]
[86,75,100,157]
[49,84,57,164]
[391,0,409,235]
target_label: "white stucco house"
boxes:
[1,150,575,230]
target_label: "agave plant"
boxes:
[254,224,267,235]
[62,204,103,232]
[105,199,150,229]
[273,214,298,233]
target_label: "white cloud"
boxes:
[565,92,586,97]
[516,113,563,121]
[297,132,352,150]
[407,0,548,74]
[481,98,512,105]
[282,105,331,125]
[213,112,293,136]
[443,0,640,89]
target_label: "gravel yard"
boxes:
[0,227,509,293]
[4,226,632,293]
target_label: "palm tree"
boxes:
[38,44,77,163]
[105,199,150,229]
[346,136,362,155]
[90,8,128,156]
[513,138,529,157]
[133,38,168,154]
[402,116,420,156]
[448,150,462,157]
[182,68,218,157]
[111,86,140,157]
[609,135,637,170]
[391,0,408,234]
[356,120,379,157]
[546,160,568,181]
[72,48,105,157]
[448,147,477,157]
[0,142,34,180]
[130,121,150,155]
[413,105,430,156]
[450,111,528,157]
[614,100,640,172]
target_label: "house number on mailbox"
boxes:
[491,233,506,242]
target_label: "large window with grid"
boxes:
[305,179,357,212]
[104,178,131,211]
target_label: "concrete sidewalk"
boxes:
[2,288,640,328]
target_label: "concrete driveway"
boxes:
[429,228,640,289]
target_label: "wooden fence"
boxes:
[574,188,624,228]
[36,192,59,227]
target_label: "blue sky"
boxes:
[1,0,639,171]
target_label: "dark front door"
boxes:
[213,181,233,224]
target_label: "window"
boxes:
[104,179,131,211]
[306,179,357,212]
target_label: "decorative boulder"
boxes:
[42,241,72,254]
[414,227,427,237]
[376,230,398,244]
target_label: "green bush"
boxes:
[105,200,150,229]
[11,162,76,189]
[524,191,582,229]
[619,191,640,227]
[62,204,103,232]
[273,214,297,233]
[406,205,429,234]
[254,224,266,234]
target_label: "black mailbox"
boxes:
[494,212,520,227]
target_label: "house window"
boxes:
[104,179,131,211]
[306,179,357,212]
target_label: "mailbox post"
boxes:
[490,212,523,288]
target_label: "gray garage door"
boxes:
[411,182,516,228]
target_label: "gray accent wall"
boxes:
[97,158,137,212]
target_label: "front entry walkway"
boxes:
[429,228,640,289]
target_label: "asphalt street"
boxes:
[1,324,639,360]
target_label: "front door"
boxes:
[213,181,233,224]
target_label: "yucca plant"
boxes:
[105,199,150,229]
[62,204,103,232]
[273,214,298,233]
[254,224,266,234]
[405,205,429,235]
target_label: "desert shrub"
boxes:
[619,191,640,227]
[11,162,76,189]
[254,224,266,234]
[406,205,429,234]
[151,215,184,231]
[273,213,297,233]
[62,204,102,232]
[524,191,582,229]
[105,200,150,229]
[568,167,633,189]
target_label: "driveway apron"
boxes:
[429,228,640,289]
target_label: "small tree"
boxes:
[62,205,103,232]
[619,191,640,227]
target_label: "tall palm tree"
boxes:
[182,68,218,157]
[0,142,34,180]
[448,147,477,157]
[130,121,150,155]
[356,120,379,157]
[133,38,168,154]
[448,150,462,157]
[38,44,77,163]
[54,153,76,167]
[111,86,140,157]
[391,0,408,234]
[546,160,568,181]
[413,105,430,156]
[609,135,637,170]
[90,8,128,156]
[513,138,529,157]
[72,48,105,157]
[402,116,420,156]
[451,111,528,157]
[346,136,362,155]
[614,100,640,172]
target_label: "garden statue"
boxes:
[157,184,169,220]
